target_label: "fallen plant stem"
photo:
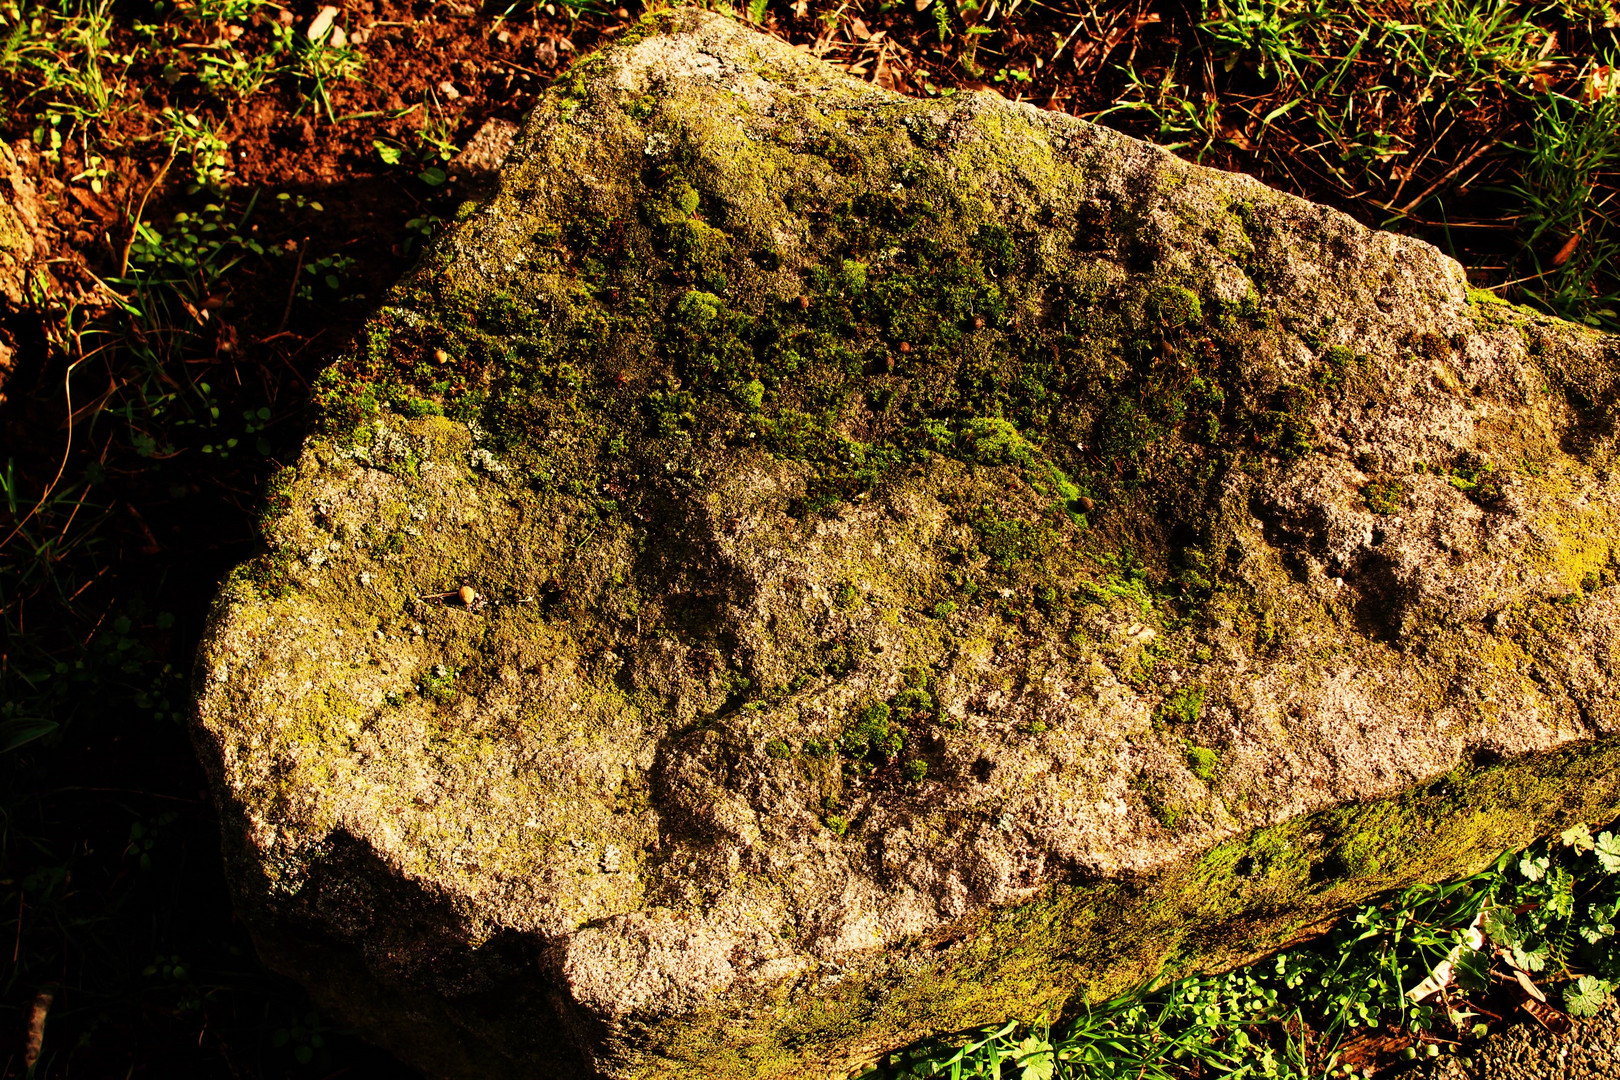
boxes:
[118,151,175,279]
[278,236,309,333]
[1393,140,1502,218]
[0,356,88,556]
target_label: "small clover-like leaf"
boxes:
[1579,920,1616,944]
[1015,1038,1054,1080]
[1519,853,1549,881]
[1564,975,1610,1018]
[1483,908,1520,947]
[1511,942,1549,973]
[1452,946,1492,993]
[1596,831,1620,874]
[1561,822,1596,854]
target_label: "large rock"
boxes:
[194,10,1620,1078]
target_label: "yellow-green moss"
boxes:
[611,736,1620,1079]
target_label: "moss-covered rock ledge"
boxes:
[194,9,1620,1079]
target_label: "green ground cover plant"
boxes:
[3,0,1620,1074]
[867,822,1620,1078]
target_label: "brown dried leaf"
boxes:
[1512,966,1548,1003]
[1586,65,1620,102]
[23,991,52,1068]
[1520,995,1573,1035]
[1553,231,1582,266]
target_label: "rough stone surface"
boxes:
[194,10,1620,1080]
[450,117,522,181]
[0,140,45,308]
[0,139,50,401]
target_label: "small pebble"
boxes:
[459,586,477,606]
[1077,496,1095,512]
[434,348,450,363]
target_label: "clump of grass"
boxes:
[1102,0,1620,331]
[1505,84,1620,328]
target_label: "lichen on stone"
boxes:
[194,9,1620,1080]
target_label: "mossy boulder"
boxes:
[193,10,1620,1079]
